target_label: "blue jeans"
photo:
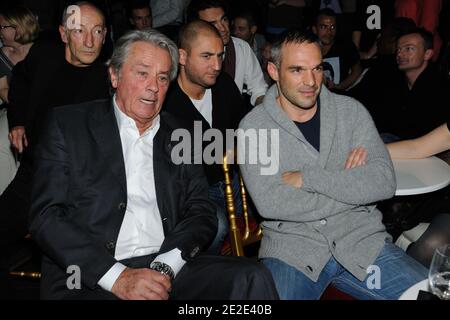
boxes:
[262,241,428,300]
[206,171,245,254]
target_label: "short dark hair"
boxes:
[186,0,229,22]
[315,8,337,25]
[271,28,319,68]
[178,20,221,51]
[399,27,433,50]
[234,11,257,28]
[390,17,417,39]
[127,0,152,18]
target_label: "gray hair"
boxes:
[271,29,319,69]
[109,28,179,81]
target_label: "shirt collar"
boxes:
[113,94,160,137]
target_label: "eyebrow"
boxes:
[206,14,227,23]
[287,63,323,70]
[135,63,170,73]
[135,63,151,68]
[398,43,417,48]
[200,51,225,56]
[72,23,105,28]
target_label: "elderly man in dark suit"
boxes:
[29,28,278,300]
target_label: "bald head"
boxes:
[59,1,107,67]
[178,20,222,52]
[62,1,105,29]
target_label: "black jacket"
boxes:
[29,99,216,299]
[163,73,246,185]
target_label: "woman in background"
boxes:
[0,5,39,194]
[388,122,450,267]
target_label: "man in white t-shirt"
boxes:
[186,0,267,106]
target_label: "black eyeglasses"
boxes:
[0,25,16,30]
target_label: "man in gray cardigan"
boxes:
[238,29,428,300]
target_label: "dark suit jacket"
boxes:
[163,73,246,185]
[29,99,217,299]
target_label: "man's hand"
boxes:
[9,126,28,153]
[111,267,172,300]
[344,147,367,169]
[282,171,303,188]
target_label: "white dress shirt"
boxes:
[231,36,268,106]
[98,96,185,292]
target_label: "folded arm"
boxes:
[301,106,395,204]
[239,103,395,221]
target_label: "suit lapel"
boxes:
[89,101,127,194]
[152,115,174,226]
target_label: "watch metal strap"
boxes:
[150,261,175,280]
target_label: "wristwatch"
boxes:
[150,261,175,280]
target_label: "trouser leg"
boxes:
[171,255,279,300]
[333,241,428,300]
[0,163,31,249]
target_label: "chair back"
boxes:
[222,152,262,256]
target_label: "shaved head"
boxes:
[178,20,222,52]
[61,1,105,28]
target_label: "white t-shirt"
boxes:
[190,88,213,127]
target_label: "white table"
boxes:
[392,157,450,250]
[399,279,429,300]
[393,157,450,196]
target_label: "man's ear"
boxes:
[312,25,317,35]
[424,48,434,61]
[267,61,279,82]
[250,25,257,35]
[179,48,187,66]
[109,66,119,89]
[59,25,68,44]
[129,18,135,26]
